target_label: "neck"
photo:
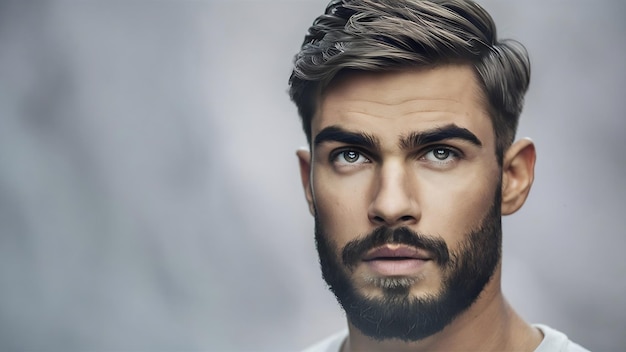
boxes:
[342,269,542,352]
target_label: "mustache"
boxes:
[341,226,450,270]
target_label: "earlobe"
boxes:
[296,148,316,216]
[501,138,536,215]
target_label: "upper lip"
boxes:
[362,244,432,261]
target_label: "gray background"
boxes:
[0,0,624,351]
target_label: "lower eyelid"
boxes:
[419,148,462,165]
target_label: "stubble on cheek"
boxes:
[313,192,369,251]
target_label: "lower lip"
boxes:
[363,259,429,276]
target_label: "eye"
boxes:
[430,148,451,160]
[422,146,460,164]
[332,149,370,166]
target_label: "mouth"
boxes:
[361,244,432,276]
[362,244,432,261]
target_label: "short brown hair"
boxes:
[288,0,530,161]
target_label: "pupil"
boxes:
[434,149,449,160]
[345,151,358,162]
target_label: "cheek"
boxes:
[312,169,371,245]
[419,167,499,238]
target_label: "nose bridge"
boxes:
[368,158,419,226]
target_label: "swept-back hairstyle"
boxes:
[288,0,530,160]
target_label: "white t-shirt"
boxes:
[302,324,589,352]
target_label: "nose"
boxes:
[367,161,420,227]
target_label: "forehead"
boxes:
[313,65,493,145]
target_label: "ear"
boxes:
[501,138,536,215]
[296,148,315,216]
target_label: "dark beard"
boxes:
[314,188,502,342]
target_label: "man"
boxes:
[288,0,589,351]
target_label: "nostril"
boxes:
[372,215,386,224]
[371,214,415,226]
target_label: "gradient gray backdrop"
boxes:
[0,1,624,351]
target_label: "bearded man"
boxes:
[288,1,589,351]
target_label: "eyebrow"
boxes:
[313,126,379,149]
[400,124,483,150]
[313,123,482,151]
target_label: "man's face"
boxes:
[300,65,504,341]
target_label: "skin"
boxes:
[297,64,542,351]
